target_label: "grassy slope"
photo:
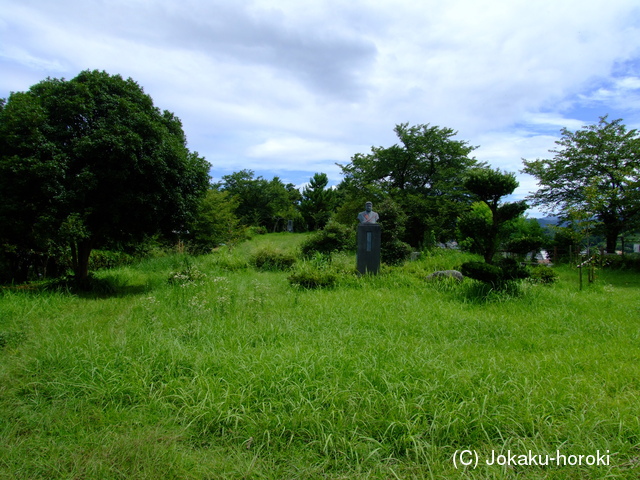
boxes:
[1,233,639,479]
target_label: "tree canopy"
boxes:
[338,123,482,244]
[522,116,640,252]
[218,169,302,232]
[339,123,479,195]
[0,70,211,281]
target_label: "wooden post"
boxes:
[579,256,583,290]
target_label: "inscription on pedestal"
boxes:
[357,224,381,274]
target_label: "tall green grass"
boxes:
[1,236,639,479]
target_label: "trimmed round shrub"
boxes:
[461,258,530,288]
[250,247,297,271]
[497,257,530,281]
[381,238,412,265]
[460,261,502,285]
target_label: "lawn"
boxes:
[1,233,639,479]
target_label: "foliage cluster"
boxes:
[338,122,482,244]
[287,264,338,289]
[0,70,210,282]
[528,265,559,284]
[186,189,246,252]
[86,249,136,271]
[376,198,413,264]
[298,173,337,231]
[300,221,355,257]
[523,116,640,252]
[460,258,530,288]
[601,253,640,271]
[250,247,298,271]
[458,168,529,263]
[218,169,303,233]
[167,263,207,286]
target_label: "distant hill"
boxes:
[534,216,561,228]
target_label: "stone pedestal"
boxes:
[357,223,381,274]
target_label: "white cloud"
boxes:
[2,0,640,199]
[0,46,66,72]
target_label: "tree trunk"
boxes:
[484,217,499,264]
[605,231,618,254]
[72,238,93,281]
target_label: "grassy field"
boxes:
[1,233,639,479]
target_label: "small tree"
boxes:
[376,198,412,264]
[188,189,243,251]
[298,173,336,231]
[459,168,527,263]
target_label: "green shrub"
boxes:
[497,257,530,281]
[460,258,529,288]
[300,221,355,257]
[601,254,640,271]
[460,261,502,285]
[250,226,268,235]
[381,238,412,265]
[287,267,337,289]
[529,265,559,284]
[250,247,297,271]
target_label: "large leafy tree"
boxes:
[522,116,640,252]
[458,168,527,263]
[338,122,481,244]
[0,70,210,281]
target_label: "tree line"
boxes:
[1,71,639,283]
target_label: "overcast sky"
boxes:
[2,0,640,216]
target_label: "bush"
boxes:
[600,254,640,271]
[250,247,297,271]
[287,268,337,289]
[286,252,348,288]
[250,226,268,236]
[300,221,355,257]
[460,261,503,285]
[529,265,559,284]
[381,238,412,265]
[460,258,529,288]
[497,257,530,281]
